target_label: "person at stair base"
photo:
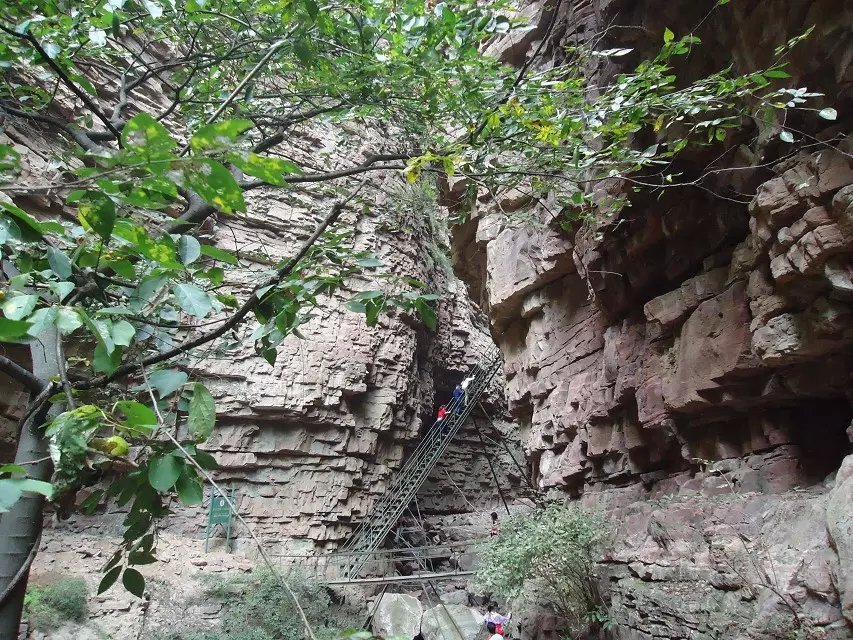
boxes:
[489,511,500,537]
[436,405,448,422]
[485,606,511,636]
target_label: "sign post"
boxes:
[204,487,235,553]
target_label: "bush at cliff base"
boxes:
[475,501,613,635]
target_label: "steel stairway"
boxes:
[337,347,503,578]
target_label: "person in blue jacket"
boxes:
[451,383,464,414]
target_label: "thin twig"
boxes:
[141,365,317,640]
[55,339,76,409]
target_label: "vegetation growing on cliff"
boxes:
[0,0,833,635]
[476,502,613,636]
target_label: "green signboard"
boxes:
[204,487,235,553]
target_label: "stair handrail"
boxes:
[337,347,502,576]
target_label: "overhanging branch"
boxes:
[75,183,365,389]
[0,24,122,140]
[0,355,46,394]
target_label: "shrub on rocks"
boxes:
[475,501,613,636]
[24,577,89,632]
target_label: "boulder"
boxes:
[826,454,853,626]
[439,589,469,606]
[421,604,483,640]
[44,624,105,640]
[371,593,423,640]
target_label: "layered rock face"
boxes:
[2,108,520,553]
[451,0,853,637]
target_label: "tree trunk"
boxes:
[0,328,60,639]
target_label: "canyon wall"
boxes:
[1,99,522,551]
[450,0,853,637]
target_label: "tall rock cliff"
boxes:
[1,111,521,551]
[450,0,853,637]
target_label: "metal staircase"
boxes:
[338,347,503,578]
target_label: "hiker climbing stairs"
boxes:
[338,347,503,578]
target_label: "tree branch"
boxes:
[167,154,406,233]
[75,184,365,389]
[0,24,121,140]
[240,154,409,188]
[468,0,565,145]
[0,103,113,152]
[0,355,46,394]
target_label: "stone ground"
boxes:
[22,506,513,640]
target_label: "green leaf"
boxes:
[303,0,319,20]
[122,567,145,597]
[55,307,83,335]
[365,300,381,326]
[764,69,791,79]
[0,144,21,172]
[93,342,122,374]
[47,247,73,279]
[190,119,254,152]
[216,293,238,308]
[355,258,384,268]
[0,477,53,511]
[148,454,183,491]
[415,299,437,331]
[293,39,313,66]
[230,152,302,186]
[173,283,213,318]
[110,259,136,279]
[79,489,103,515]
[113,224,181,268]
[49,281,74,302]
[354,290,383,301]
[818,107,837,121]
[192,450,218,470]
[98,565,122,595]
[127,550,158,565]
[78,194,116,241]
[344,300,367,313]
[0,464,27,475]
[16,478,53,498]
[663,27,674,44]
[122,113,176,160]
[175,471,203,506]
[147,369,188,398]
[27,307,56,337]
[0,318,32,342]
[177,235,201,265]
[0,479,22,512]
[780,130,795,143]
[114,401,157,430]
[187,383,216,443]
[182,159,245,214]
[3,294,37,321]
[0,202,62,240]
[199,244,238,265]
[110,319,135,346]
[199,267,224,285]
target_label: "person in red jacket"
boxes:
[436,405,448,421]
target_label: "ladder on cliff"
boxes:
[338,347,503,578]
